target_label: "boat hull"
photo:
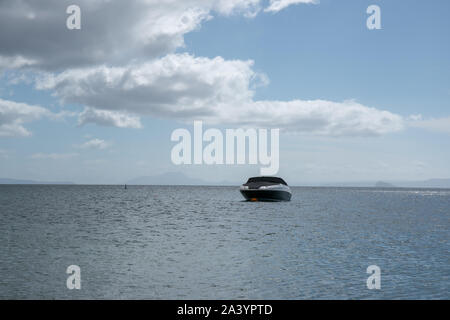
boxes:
[240,189,291,202]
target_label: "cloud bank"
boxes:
[36,54,404,136]
[1,0,406,137]
[0,0,262,71]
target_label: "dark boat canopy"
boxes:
[245,176,288,186]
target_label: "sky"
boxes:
[0,0,449,184]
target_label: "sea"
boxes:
[0,185,448,299]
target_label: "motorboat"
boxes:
[240,176,292,202]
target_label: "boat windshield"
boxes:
[246,177,287,185]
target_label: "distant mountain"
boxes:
[321,179,450,189]
[0,178,74,185]
[375,181,396,188]
[127,172,212,185]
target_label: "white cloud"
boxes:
[36,54,257,117]
[78,108,142,129]
[264,0,318,13]
[212,100,404,136]
[214,0,261,17]
[36,54,404,136]
[78,138,111,150]
[408,114,422,121]
[31,152,79,160]
[0,98,50,137]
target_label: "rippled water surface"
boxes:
[0,185,449,299]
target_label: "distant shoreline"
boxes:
[3,176,450,188]
[2,183,450,190]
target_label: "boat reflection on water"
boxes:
[239,176,292,202]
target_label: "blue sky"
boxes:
[0,0,449,184]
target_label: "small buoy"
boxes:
[250,198,258,202]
